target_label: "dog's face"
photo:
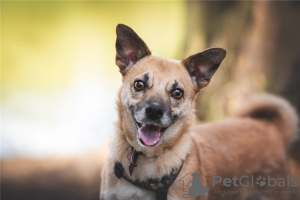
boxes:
[120,56,196,148]
[115,24,226,153]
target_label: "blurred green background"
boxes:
[1,1,300,200]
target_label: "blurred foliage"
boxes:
[2,1,186,92]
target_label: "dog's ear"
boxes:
[182,48,226,90]
[115,24,151,73]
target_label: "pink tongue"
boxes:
[138,123,161,146]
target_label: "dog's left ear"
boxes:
[115,24,151,73]
[182,48,226,91]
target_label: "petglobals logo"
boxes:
[179,171,209,198]
[179,172,298,198]
[212,175,298,187]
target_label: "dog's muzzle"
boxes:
[131,102,170,147]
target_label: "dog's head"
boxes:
[115,24,226,154]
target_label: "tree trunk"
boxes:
[184,1,300,121]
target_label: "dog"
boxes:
[100,24,299,200]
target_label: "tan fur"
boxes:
[101,25,299,200]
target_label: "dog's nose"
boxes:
[145,102,165,120]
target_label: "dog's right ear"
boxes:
[115,24,151,73]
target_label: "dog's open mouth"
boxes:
[136,122,167,146]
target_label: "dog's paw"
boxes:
[255,176,266,187]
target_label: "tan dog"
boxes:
[100,24,299,200]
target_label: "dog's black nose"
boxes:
[145,102,165,120]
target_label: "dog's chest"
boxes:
[102,178,155,200]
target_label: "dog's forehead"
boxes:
[126,55,191,84]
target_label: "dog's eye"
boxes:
[134,80,145,91]
[172,89,184,99]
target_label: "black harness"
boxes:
[113,148,183,200]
